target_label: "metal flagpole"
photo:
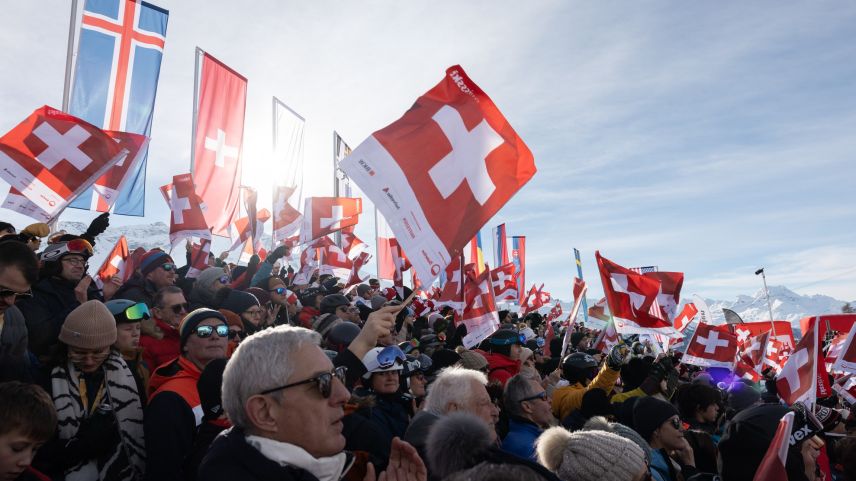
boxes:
[62,0,79,113]
[374,206,380,279]
[190,47,203,173]
[333,131,341,247]
[755,268,778,338]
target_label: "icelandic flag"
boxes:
[511,236,526,303]
[68,0,169,216]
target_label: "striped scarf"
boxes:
[51,350,145,481]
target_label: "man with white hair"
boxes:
[403,366,500,468]
[198,321,426,481]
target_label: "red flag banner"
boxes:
[300,197,362,244]
[272,185,302,245]
[682,323,738,369]
[160,173,210,247]
[339,65,535,286]
[192,52,247,237]
[187,238,211,279]
[95,235,130,287]
[489,262,518,302]
[0,106,127,221]
[831,324,856,374]
[460,268,500,349]
[643,271,684,321]
[752,411,794,481]
[346,251,372,287]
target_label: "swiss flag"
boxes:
[436,256,473,316]
[732,321,796,351]
[292,236,333,285]
[548,303,564,322]
[643,271,684,322]
[490,262,517,301]
[187,238,212,279]
[272,185,302,245]
[674,303,698,332]
[345,251,372,287]
[588,297,610,322]
[299,197,362,244]
[339,65,535,286]
[95,235,130,287]
[831,324,856,373]
[735,358,762,383]
[340,225,368,259]
[683,323,738,369]
[318,242,353,279]
[596,251,678,336]
[160,173,210,247]
[192,52,247,237]
[82,130,149,212]
[0,106,128,221]
[460,268,500,349]
[777,320,820,405]
[593,318,620,354]
[752,411,794,481]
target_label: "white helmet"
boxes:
[361,346,405,379]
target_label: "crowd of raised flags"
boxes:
[1,1,856,481]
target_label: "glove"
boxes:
[266,244,289,264]
[606,344,630,370]
[21,222,50,238]
[70,407,121,460]
[84,213,110,240]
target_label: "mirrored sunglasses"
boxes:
[269,287,286,295]
[160,263,176,272]
[218,276,230,285]
[195,324,229,338]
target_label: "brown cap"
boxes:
[59,300,117,349]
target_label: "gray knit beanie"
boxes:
[536,427,646,481]
[458,350,488,371]
[59,300,118,349]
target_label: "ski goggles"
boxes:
[489,333,527,346]
[218,276,230,285]
[41,238,94,262]
[195,324,229,338]
[123,302,151,321]
[376,345,408,369]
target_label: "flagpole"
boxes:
[374,206,380,280]
[62,0,79,113]
[190,47,203,173]
[332,131,341,247]
[271,97,278,250]
[755,268,778,338]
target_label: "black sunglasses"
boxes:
[0,287,33,299]
[259,366,347,398]
[160,302,190,315]
[519,391,549,403]
[195,324,228,338]
[668,417,682,430]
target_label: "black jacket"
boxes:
[113,275,159,307]
[0,306,31,382]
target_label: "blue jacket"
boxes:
[649,448,673,481]
[501,418,543,461]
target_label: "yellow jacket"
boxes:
[551,364,620,420]
[610,386,645,404]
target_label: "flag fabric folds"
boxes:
[186,238,211,279]
[752,411,794,481]
[490,262,517,301]
[159,173,210,248]
[376,213,411,284]
[468,231,486,275]
[674,303,698,332]
[776,319,821,406]
[339,65,535,286]
[682,323,738,369]
[831,324,856,373]
[94,235,130,287]
[0,106,128,221]
[460,268,500,348]
[299,197,362,244]
[272,185,302,245]
[67,0,168,215]
[511,236,526,303]
[192,51,247,237]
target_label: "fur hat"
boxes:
[536,427,645,481]
[59,300,117,349]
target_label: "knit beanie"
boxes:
[140,250,173,277]
[220,290,259,315]
[179,308,227,348]
[198,358,228,421]
[458,350,488,371]
[632,396,680,442]
[59,300,118,349]
[196,267,227,290]
[218,309,243,330]
[727,379,761,412]
[245,287,270,306]
[370,295,387,310]
[536,427,645,481]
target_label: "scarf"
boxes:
[51,350,145,481]
[246,434,347,481]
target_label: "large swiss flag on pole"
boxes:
[596,251,679,337]
[160,173,210,248]
[192,50,247,237]
[0,106,128,221]
[339,66,535,286]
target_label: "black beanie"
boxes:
[220,290,259,315]
[198,358,228,421]
[179,308,227,349]
[632,396,679,442]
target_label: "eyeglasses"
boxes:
[244,308,263,317]
[259,365,348,398]
[161,302,190,315]
[218,276,230,285]
[519,391,549,403]
[377,345,407,369]
[668,417,682,430]
[0,287,32,300]
[62,257,87,267]
[194,324,229,338]
[269,287,286,295]
[68,347,110,364]
[160,263,176,272]
[228,328,242,340]
[123,302,150,321]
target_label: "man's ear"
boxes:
[445,401,460,413]
[245,394,280,435]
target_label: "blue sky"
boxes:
[1,1,854,301]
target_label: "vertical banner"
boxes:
[511,236,526,304]
[468,230,485,275]
[67,0,169,215]
[192,50,247,237]
[573,248,590,325]
[272,98,305,246]
[493,223,509,268]
[333,131,352,198]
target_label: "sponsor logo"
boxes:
[357,159,376,177]
[381,187,401,209]
[402,218,416,239]
[789,425,812,446]
[449,70,479,103]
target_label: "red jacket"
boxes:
[479,350,520,387]
[140,318,181,371]
[296,306,320,329]
[149,355,203,412]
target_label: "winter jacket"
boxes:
[649,448,674,481]
[113,275,160,307]
[402,410,440,466]
[0,306,30,382]
[140,318,181,370]
[479,350,520,387]
[144,356,204,481]
[198,426,362,481]
[350,389,410,470]
[296,306,320,329]
[501,417,543,461]
[551,363,620,420]
[121,347,150,405]
[17,276,102,360]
